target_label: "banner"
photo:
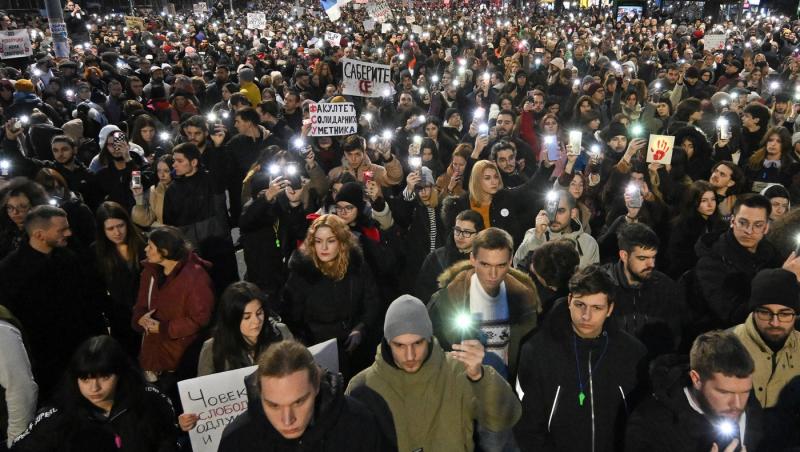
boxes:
[704,34,726,50]
[342,58,393,97]
[0,30,32,59]
[366,0,393,23]
[124,16,145,31]
[246,12,266,30]
[324,31,342,46]
[309,102,357,136]
[646,134,675,164]
[178,339,338,452]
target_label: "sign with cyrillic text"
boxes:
[246,12,266,30]
[178,339,337,452]
[309,102,357,136]
[324,31,342,47]
[366,0,393,23]
[341,58,393,98]
[0,30,32,59]
[192,2,208,14]
[704,34,726,50]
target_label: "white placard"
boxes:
[246,12,266,30]
[405,15,415,23]
[178,339,338,452]
[192,2,207,14]
[646,134,675,164]
[411,25,422,35]
[363,19,376,31]
[324,31,342,47]
[704,34,726,50]
[366,0,393,23]
[309,102,358,136]
[381,22,393,33]
[342,58,393,97]
[0,30,32,59]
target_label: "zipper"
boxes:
[619,385,628,414]
[589,350,596,452]
[547,385,561,432]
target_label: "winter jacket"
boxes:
[387,195,445,293]
[513,218,599,270]
[327,154,403,188]
[218,371,381,452]
[414,242,470,303]
[11,385,177,452]
[94,159,146,213]
[665,214,727,279]
[694,230,782,329]
[0,308,36,448]
[428,260,540,383]
[602,260,685,356]
[514,300,648,452]
[131,253,215,372]
[346,338,521,452]
[625,355,764,452]
[282,248,381,374]
[732,313,800,409]
[132,182,169,228]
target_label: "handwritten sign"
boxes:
[704,34,726,50]
[646,134,675,164]
[324,31,342,47]
[0,30,32,59]
[192,2,208,15]
[342,58,393,98]
[246,12,266,30]
[124,16,145,31]
[309,102,357,136]
[178,339,338,452]
[366,0,393,23]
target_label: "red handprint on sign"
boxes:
[650,139,670,161]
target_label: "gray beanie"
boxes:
[384,295,433,341]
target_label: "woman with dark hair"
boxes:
[665,180,726,278]
[436,144,470,198]
[423,117,456,166]
[282,214,380,379]
[669,125,715,183]
[211,82,239,113]
[131,226,214,394]
[0,177,49,259]
[130,114,168,162]
[93,201,146,356]
[669,97,703,132]
[746,126,794,192]
[420,137,445,178]
[10,335,178,452]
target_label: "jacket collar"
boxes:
[742,312,800,354]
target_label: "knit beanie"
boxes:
[602,121,628,142]
[444,108,459,122]
[334,182,366,213]
[749,269,800,312]
[384,295,433,341]
[14,79,35,93]
[586,82,603,97]
[98,124,122,150]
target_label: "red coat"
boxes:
[132,252,215,372]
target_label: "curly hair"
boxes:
[303,214,355,281]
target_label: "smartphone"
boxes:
[284,164,302,190]
[627,184,643,208]
[478,123,489,137]
[544,135,559,161]
[545,192,560,222]
[718,119,731,140]
[131,170,142,189]
[363,170,374,185]
[568,131,582,156]
[112,132,127,149]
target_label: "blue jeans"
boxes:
[478,425,519,452]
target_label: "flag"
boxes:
[321,0,341,20]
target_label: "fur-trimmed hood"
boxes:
[437,260,540,314]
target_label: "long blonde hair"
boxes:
[469,160,503,206]
[303,214,354,281]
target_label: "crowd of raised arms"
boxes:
[2,0,800,451]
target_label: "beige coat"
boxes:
[733,313,800,408]
[328,154,403,188]
[132,182,168,227]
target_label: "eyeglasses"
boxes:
[334,205,356,213]
[453,227,477,238]
[6,204,30,214]
[734,219,767,233]
[754,308,796,323]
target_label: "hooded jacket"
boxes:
[732,313,800,409]
[514,300,647,452]
[694,230,782,329]
[414,241,470,304]
[346,338,521,452]
[218,370,381,452]
[602,260,685,356]
[131,252,215,372]
[625,355,764,452]
[428,260,540,383]
[513,218,600,270]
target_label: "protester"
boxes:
[0,305,37,450]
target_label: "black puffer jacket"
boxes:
[602,260,685,356]
[218,371,382,452]
[514,300,648,452]
[10,385,177,452]
[625,355,764,452]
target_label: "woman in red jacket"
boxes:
[132,226,214,394]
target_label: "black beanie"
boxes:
[334,182,366,213]
[749,268,800,312]
[444,108,460,122]
[602,121,628,142]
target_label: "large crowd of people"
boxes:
[1,0,800,450]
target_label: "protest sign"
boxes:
[367,0,393,23]
[405,15,415,23]
[124,16,145,31]
[246,12,266,30]
[0,30,32,59]
[193,2,208,14]
[342,58,393,98]
[704,34,726,50]
[381,22,393,33]
[178,339,337,452]
[646,134,675,164]
[309,102,358,136]
[363,19,376,31]
[324,31,342,47]
[411,25,422,34]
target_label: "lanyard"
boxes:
[573,331,608,406]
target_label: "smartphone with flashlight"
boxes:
[545,191,560,222]
[626,183,643,208]
[544,135,559,161]
[363,170,374,185]
[568,131,582,156]
[713,420,741,452]
[717,119,731,140]
[478,123,489,137]
[454,312,481,343]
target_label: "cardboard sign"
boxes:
[646,134,675,164]
[363,19,376,31]
[704,34,726,50]
[192,2,208,14]
[124,16,145,31]
[178,339,338,452]
[0,30,32,59]
[366,0,393,23]
[246,12,266,30]
[405,15,415,23]
[411,25,422,35]
[342,58,393,97]
[308,102,357,136]
[381,22,393,33]
[324,31,342,47]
